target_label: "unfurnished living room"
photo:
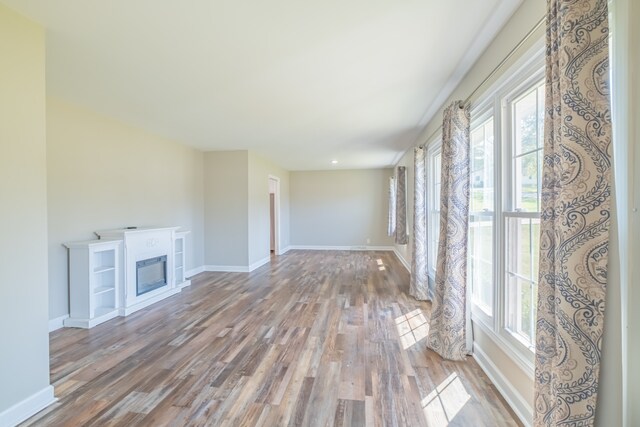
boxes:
[0,1,638,426]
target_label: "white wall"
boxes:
[290,169,394,247]
[204,151,249,267]
[46,97,205,320]
[0,4,53,420]
[248,152,290,264]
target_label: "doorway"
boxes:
[268,176,280,255]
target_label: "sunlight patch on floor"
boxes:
[394,309,429,350]
[421,373,471,427]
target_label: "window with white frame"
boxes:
[463,44,545,363]
[469,116,495,316]
[504,80,544,348]
[427,143,442,274]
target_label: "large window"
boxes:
[504,81,544,347]
[463,47,545,364]
[469,116,495,315]
[428,144,442,274]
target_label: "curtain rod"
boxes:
[417,15,546,149]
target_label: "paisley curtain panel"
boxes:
[388,176,396,237]
[410,147,429,300]
[533,1,613,426]
[427,101,470,361]
[395,166,408,245]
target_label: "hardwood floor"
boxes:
[24,250,521,427]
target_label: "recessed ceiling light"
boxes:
[331,159,338,164]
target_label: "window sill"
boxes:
[471,313,535,380]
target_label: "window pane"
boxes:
[429,150,442,271]
[470,118,494,212]
[470,214,493,314]
[514,151,540,212]
[506,217,532,278]
[513,89,538,155]
[505,216,539,347]
[517,277,535,342]
[531,218,540,281]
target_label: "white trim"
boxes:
[177,279,191,289]
[204,265,250,273]
[278,246,291,255]
[0,385,56,427]
[288,245,394,251]
[48,314,69,332]
[473,343,533,427]
[392,248,411,272]
[118,287,181,316]
[64,309,119,328]
[249,256,271,272]
[185,265,205,278]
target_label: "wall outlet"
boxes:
[366,238,371,244]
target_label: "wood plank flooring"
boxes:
[23,250,522,426]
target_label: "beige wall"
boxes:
[0,4,52,417]
[248,152,290,265]
[290,169,394,247]
[204,151,249,267]
[47,97,205,320]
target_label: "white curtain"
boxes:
[410,147,429,300]
[427,101,470,361]
[534,0,612,425]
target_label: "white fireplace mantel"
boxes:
[95,227,188,316]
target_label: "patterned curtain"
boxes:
[410,147,429,300]
[534,1,612,425]
[427,101,470,361]
[387,176,396,237]
[395,166,408,245]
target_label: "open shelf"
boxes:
[94,286,115,295]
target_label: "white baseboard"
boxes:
[185,266,205,278]
[392,248,411,272]
[0,385,56,427]
[204,265,250,273]
[288,245,394,251]
[118,287,182,317]
[278,246,291,255]
[248,256,271,272]
[48,314,69,332]
[178,279,192,289]
[473,343,533,427]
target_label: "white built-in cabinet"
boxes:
[174,230,190,289]
[63,240,121,328]
[64,227,191,329]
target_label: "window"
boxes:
[504,81,544,347]
[463,43,545,366]
[469,116,495,315]
[428,143,442,274]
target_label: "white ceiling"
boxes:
[2,0,521,170]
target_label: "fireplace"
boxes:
[136,255,167,296]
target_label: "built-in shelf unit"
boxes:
[174,230,190,289]
[63,240,121,328]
